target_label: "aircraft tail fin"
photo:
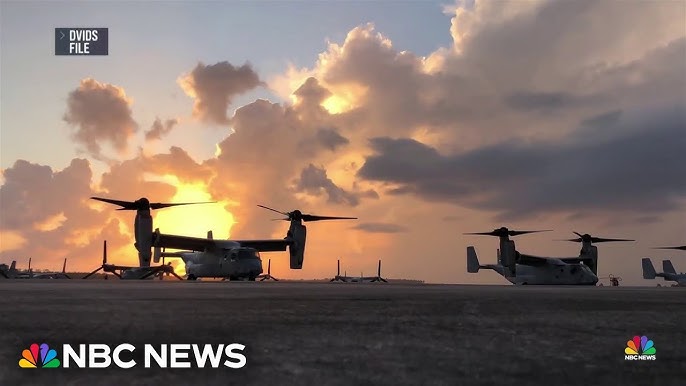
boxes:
[207,230,213,239]
[642,258,656,279]
[662,260,676,274]
[10,261,16,271]
[467,246,481,273]
[287,221,307,269]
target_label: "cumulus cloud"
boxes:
[145,146,212,184]
[358,106,686,220]
[295,164,377,206]
[0,158,133,270]
[178,61,263,125]
[145,118,178,141]
[297,128,350,156]
[0,159,93,230]
[63,78,138,158]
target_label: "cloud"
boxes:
[63,78,138,159]
[353,222,408,233]
[358,106,686,220]
[0,158,133,270]
[297,128,350,156]
[314,128,349,151]
[294,164,377,206]
[145,146,212,184]
[145,118,178,141]
[178,61,263,125]
[504,91,603,113]
[0,158,94,230]
[580,110,622,128]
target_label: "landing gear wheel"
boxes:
[187,274,197,281]
[248,276,256,281]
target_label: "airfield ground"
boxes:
[0,281,683,386]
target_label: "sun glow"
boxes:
[320,84,367,115]
[153,181,235,240]
[321,95,350,114]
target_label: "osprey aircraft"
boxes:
[642,258,686,286]
[642,244,686,286]
[85,197,213,280]
[0,261,17,279]
[83,240,182,280]
[152,205,357,280]
[0,258,70,279]
[466,227,633,285]
[330,259,387,282]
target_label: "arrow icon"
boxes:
[60,30,65,40]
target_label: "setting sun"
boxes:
[153,181,236,240]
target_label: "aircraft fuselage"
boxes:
[182,247,263,280]
[507,262,598,285]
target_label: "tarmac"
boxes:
[0,280,684,386]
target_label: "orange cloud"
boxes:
[64,78,138,159]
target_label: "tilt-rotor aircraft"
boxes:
[642,244,686,286]
[330,259,387,283]
[152,205,357,280]
[85,197,213,280]
[0,258,70,279]
[0,261,17,278]
[466,228,633,285]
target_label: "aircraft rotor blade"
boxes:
[509,230,553,236]
[149,202,215,210]
[300,214,358,222]
[257,205,289,216]
[590,237,635,243]
[258,205,357,222]
[567,232,634,243]
[91,197,139,210]
[82,266,103,279]
[464,228,552,237]
[653,245,686,251]
[92,196,214,211]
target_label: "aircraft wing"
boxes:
[559,257,593,265]
[153,231,293,253]
[233,239,292,252]
[153,232,215,251]
[517,253,556,266]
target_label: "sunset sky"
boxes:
[1,0,684,285]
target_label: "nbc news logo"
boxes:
[624,336,656,361]
[19,342,247,369]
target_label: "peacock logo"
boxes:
[19,343,61,368]
[624,335,656,360]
